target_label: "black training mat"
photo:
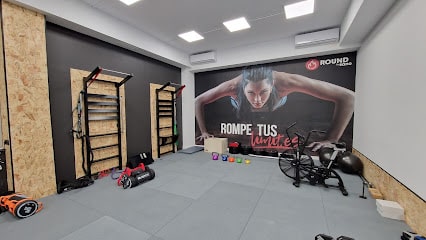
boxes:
[179,146,204,154]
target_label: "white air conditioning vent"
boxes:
[189,51,216,65]
[295,28,340,48]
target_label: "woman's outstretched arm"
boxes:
[273,71,355,151]
[194,75,242,142]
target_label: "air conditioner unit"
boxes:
[189,51,216,65]
[295,28,340,48]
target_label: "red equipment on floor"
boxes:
[116,163,155,189]
[116,163,146,186]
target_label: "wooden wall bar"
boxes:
[150,83,174,159]
[70,68,127,178]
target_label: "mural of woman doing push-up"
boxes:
[195,52,356,154]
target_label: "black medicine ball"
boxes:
[337,152,363,174]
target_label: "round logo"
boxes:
[305,59,319,71]
[16,200,38,218]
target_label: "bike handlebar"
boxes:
[286,122,297,141]
[287,122,297,129]
[295,132,304,139]
[285,123,326,150]
[310,130,326,134]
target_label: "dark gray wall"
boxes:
[46,23,181,183]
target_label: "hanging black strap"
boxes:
[71,91,89,175]
[71,91,84,139]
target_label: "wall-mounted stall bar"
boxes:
[82,67,133,177]
[155,82,185,158]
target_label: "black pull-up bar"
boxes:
[101,67,132,77]
[158,81,185,92]
[118,74,133,87]
[85,67,102,87]
[86,66,101,81]
[85,66,133,87]
[158,82,171,91]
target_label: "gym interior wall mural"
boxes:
[195,52,356,154]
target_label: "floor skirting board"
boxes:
[352,148,425,236]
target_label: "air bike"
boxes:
[278,122,348,196]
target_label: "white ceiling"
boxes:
[9,0,397,69]
[79,0,352,54]
[77,0,394,55]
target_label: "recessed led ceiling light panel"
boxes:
[284,0,315,19]
[223,17,251,32]
[119,0,141,6]
[178,31,204,42]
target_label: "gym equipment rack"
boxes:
[155,82,184,158]
[83,67,133,177]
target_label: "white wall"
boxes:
[181,68,195,148]
[354,0,426,200]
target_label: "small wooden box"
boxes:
[204,138,228,154]
[368,188,383,199]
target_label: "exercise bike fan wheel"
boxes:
[278,149,314,179]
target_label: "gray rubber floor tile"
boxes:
[59,216,151,240]
[0,151,412,240]
[240,217,328,240]
[0,195,102,240]
[252,189,327,225]
[156,201,251,240]
[156,174,218,199]
[197,181,264,212]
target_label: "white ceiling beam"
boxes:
[340,0,397,46]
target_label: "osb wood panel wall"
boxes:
[70,69,127,178]
[2,1,56,198]
[352,148,426,236]
[0,5,13,192]
[150,83,174,159]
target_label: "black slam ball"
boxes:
[319,147,339,168]
[337,152,363,174]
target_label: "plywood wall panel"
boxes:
[70,69,127,178]
[2,1,56,198]
[353,148,426,236]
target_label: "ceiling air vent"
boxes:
[295,28,340,48]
